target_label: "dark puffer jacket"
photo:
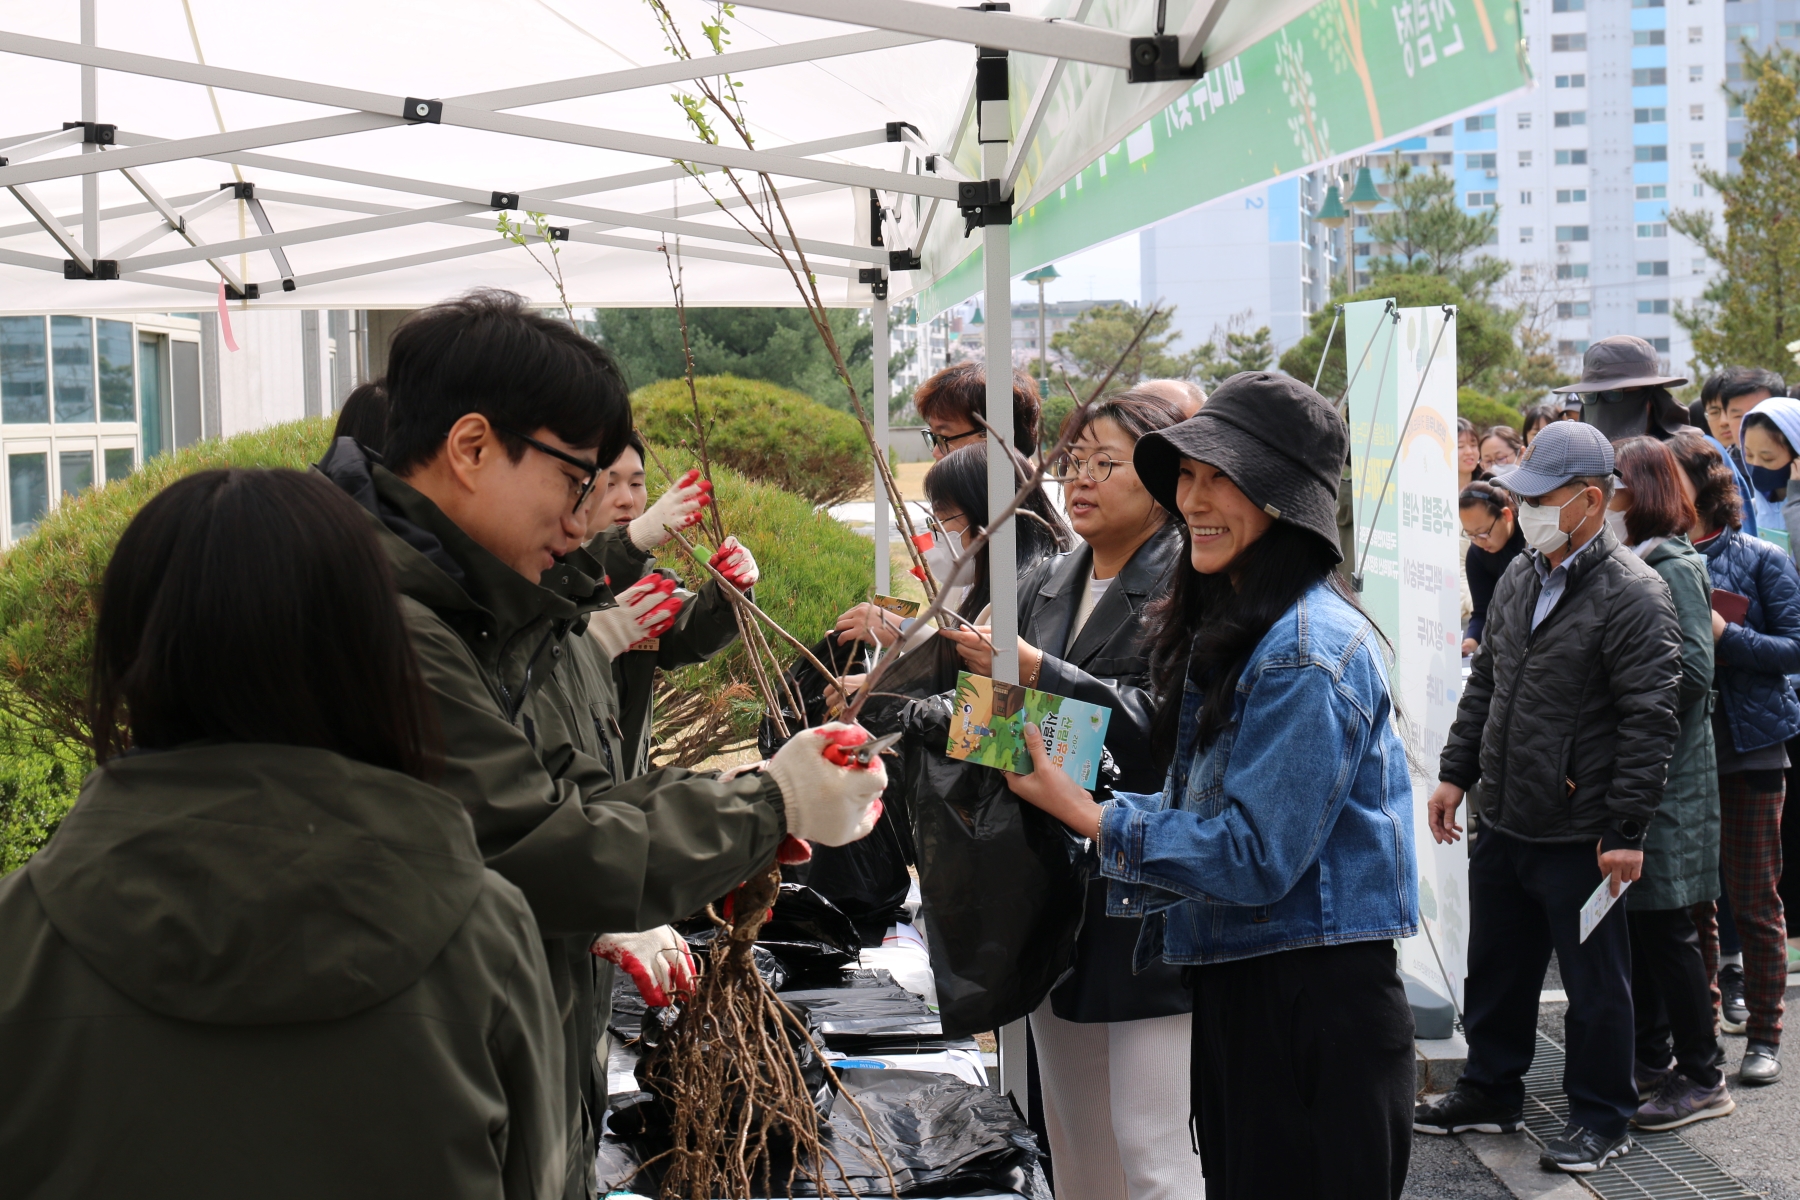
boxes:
[1439,527,1682,850]
[1695,525,1800,754]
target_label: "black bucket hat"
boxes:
[1134,371,1348,562]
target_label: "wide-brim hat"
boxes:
[1134,371,1347,562]
[1551,334,1688,393]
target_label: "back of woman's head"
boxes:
[90,469,440,778]
[332,379,389,455]
[924,443,1070,611]
[1614,436,1697,543]
[1668,428,1742,533]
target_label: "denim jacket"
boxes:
[1097,581,1419,968]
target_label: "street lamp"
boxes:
[1346,164,1384,212]
[1314,183,1352,297]
[1022,263,1060,386]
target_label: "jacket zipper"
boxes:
[1492,553,1601,821]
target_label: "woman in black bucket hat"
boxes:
[1006,372,1422,1199]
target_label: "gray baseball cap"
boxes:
[1491,420,1615,498]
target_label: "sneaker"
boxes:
[1720,965,1749,1034]
[1740,1041,1782,1086]
[1414,1083,1525,1135]
[1539,1123,1629,1173]
[1635,1056,1676,1101]
[1633,1075,1736,1130]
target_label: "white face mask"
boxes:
[1604,507,1630,546]
[921,529,964,585]
[1517,493,1586,556]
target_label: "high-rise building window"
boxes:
[1558,340,1592,356]
[1555,74,1587,88]
[1635,144,1668,162]
[1727,63,1745,82]
[1467,191,1497,207]
[1634,108,1667,123]
[1557,302,1592,318]
[1729,141,1744,158]
[1693,183,1706,197]
[1556,225,1591,242]
[1521,227,1536,243]
[1519,150,1534,167]
[1555,111,1588,127]
[1634,68,1668,85]
[1556,148,1589,164]
[1637,184,1667,199]
[1690,104,1705,120]
[1639,260,1670,276]
[1557,263,1591,279]
[1689,26,1704,42]
[1692,258,1708,273]
[1781,21,1800,36]
[1638,223,1669,238]
[1638,299,1671,314]
[1519,112,1534,130]
[1465,114,1497,132]
[1520,191,1534,205]
[1690,65,1705,82]
[1634,29,1666,45]
[1726,23,1759,42]
[1650,337,1671,352]
[1691,142,1706,159]
[1557,188,1589,202]
[1553,0,1584,9]
[1465,152,1498,170]
[1632,0,1663,7]
[1552,33,1588,51]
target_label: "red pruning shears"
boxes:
[820,729,902,769]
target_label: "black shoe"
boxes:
[1539,1123,1629,1173]
[1635,1056,1676,1101]
[1741,1041,1782,1085]
[1414,1084,1525,1135]
[1720,965,1749,1034]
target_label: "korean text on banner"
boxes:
[1345,298,1469,1010]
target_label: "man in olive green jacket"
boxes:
[315,292,887,1200]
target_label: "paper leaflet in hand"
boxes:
[1578,874,1631,944]
[945,671,1110,788]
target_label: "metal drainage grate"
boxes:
[1522,1031,1761,1199]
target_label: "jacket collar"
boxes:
[1037,521,1182,664]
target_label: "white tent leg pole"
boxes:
[873,295,891,597]
[80,0,97,257]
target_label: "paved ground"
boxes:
[1403,1131,1514,1199]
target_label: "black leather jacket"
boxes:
[1439,526,1682,850]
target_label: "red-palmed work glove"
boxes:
[709,535,759,590]
[629,469,711,551]
[766,723,887,848]
[591,926,697,1007]
[587,576,683,660]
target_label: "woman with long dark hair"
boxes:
[0,469,563,1200]
[1006,374,1419,1199]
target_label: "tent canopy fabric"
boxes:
[0,0,1322,313]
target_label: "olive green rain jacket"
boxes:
[316,439,786,1200]
[0,744,564,1200]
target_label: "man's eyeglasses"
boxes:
[1049,452,1132,484]
[920,427,984,453]
[495,426,601,513]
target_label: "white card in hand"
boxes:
[1578,874,1632,944]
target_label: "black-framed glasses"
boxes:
[495,426,601,513]
[1467,516,1502,544]
[1049,452,1132,484]
[919,427,983,452]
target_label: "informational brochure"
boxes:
[945,671,1111,788]
[1578,874,1632,944]
[871,594,921,619]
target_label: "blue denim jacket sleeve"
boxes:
[1096,658,1372,907]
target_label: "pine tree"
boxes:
[1670,45,1800,376]
[1363,157,1509,298]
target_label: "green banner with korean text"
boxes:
[916,0,1530,317]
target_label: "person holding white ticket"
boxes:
[1005,373,1420,1200]
[1420,421,1684,1174]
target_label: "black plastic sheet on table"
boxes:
[595,1067,1051,1200]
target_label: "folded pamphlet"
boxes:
[1578,874,1632,944]
[945,671,1111,788]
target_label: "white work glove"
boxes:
[587,576,683,660]
[708,535,759,590]
[628,469,711,551]
[765,723,887,847]
[591,925,697,1008]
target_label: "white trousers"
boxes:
[1030,1002,1205,1200]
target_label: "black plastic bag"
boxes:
[678,883,861,986]
[798,1068,1052,1199]
[899,694,1091,1038]
[777,979,941,1044]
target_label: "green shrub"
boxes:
[1458,388,1522,433]
[632,375,872,507]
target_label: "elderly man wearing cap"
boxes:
[1552,334,1693,442]
[1416,421,1684,1173]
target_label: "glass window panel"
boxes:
[97,320,135,422]
[104,447,134,483]
[1,316,48,424]
[50,316,95,424]
[9,452,47,541]
[138,335,166,459]
[59,450,94,497]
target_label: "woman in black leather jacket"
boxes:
[942,390,1199,1200]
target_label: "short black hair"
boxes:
[383,289,632,475]
[923,443,1070,619]
[915,361,1043,456]
[1718,367,1786,405]
[90,469,440,780]
[332,378,389,455]
[609,428,648,471]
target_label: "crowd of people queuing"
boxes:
[0,292,1792,1200]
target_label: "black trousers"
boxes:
[1460,830,1637,1139]
[1629,907,1724,1089]
[1190,939,1414,1200]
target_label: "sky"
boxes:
[1009,231,1140,309]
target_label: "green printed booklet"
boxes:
[946,671,1111,788]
